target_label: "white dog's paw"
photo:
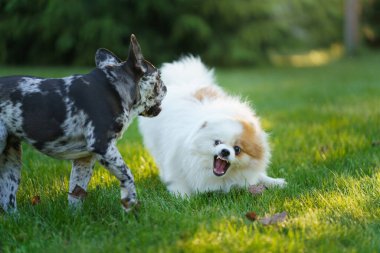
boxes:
[259,174,287,188]
[269,178,287,188]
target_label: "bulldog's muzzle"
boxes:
[140,105,162,117]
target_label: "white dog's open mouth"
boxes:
[213,155,230,176]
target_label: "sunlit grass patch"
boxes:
[269,44,344,67]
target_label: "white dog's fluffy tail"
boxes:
[160,55,216,88]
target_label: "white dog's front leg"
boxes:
[166,180,191,198]
[258,173,287,188]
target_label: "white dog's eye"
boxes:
[214,140,222,146]
[234,146,241,155]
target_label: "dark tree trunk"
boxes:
[344,0,361,55]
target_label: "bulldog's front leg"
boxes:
[96,144,137,212]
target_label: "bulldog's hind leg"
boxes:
[68,156,96,207]
[0,133,22,213]
[0,120,7,154]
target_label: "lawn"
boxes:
[1,53,380,253]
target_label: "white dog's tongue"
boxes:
[214,158,228,175]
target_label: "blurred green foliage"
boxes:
[0,0,372,66]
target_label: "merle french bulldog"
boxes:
[0,34,166,213]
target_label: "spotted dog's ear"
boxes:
[125,34,147,74]
[95,48,122,68]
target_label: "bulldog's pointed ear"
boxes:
[125,34,146,73]
[95,48,122,68]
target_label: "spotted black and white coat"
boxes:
[0,35,166,213]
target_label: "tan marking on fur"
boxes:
[237,120,264,159]
[68,185,88,200]
[193,86,222,101]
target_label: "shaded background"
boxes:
[0,0,379,67]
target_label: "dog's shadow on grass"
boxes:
[14,139,379,230]
[11,145,378,253]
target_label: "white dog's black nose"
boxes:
[220,149,230,158]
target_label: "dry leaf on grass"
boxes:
[248,184,266,196]
[31,195,41,205]
[258,211,287,225]
[245,211,287,225]
[68,185,87,200]
[245,212,258,221]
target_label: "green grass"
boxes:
[1,53,380,253]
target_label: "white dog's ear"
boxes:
[125,34,147,74]
[185,121,207,146]
[95,48,122,68]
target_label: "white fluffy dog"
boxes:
[139,56,286,197]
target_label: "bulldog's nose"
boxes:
[220,149,230,158]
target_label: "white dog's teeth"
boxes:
[217,156,228,162]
